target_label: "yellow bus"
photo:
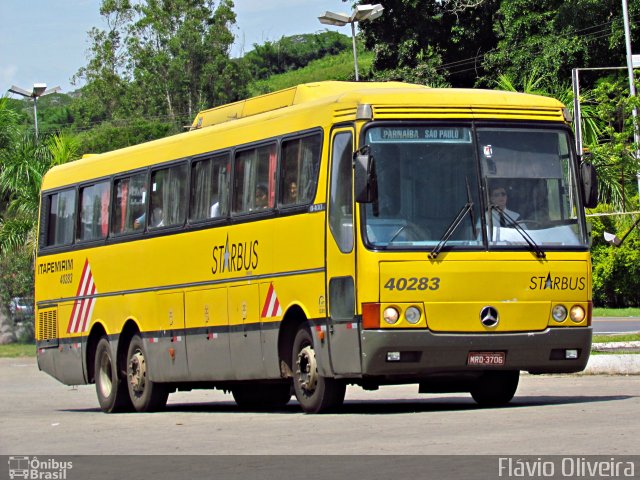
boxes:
[35,81,598,413]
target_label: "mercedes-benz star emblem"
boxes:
[480,306,499,327]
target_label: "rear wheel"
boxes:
[94,337,131,413]
[292,326,345,413]
[470,370,520,407]
[126,334,169,412]
[232,382,292,410]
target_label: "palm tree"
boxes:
[0,117,79,343]
[494,69,604,146]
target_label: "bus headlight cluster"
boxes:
[382,306,423,325]
[405,306,422,324]
[552,304,586,324]
[569,305,586,323]
[552,305,567,322]
[383,307,400,324]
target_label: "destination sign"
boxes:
[367,127,471,143]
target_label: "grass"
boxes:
[0,343,35,358]
[592,333,640,343]
[592,307,640,317]
[247,50,375,96]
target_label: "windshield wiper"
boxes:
[490,205,546,259]
[429,178,477,260]
[429,202,474,260]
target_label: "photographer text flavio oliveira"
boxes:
[498,457,636,478]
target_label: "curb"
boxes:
[580,354,640,375]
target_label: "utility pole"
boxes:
[622,0,640,202]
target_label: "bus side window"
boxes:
[329,132,354,253]
[233,144,276,214]
[150,163,187,228]
[44,188,76,247]
[189,154,229,221]
[280,133,321,207]
[112,173,147,234]
[78,181,110,242]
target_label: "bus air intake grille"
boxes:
[372,106,563,122]
[37,309,58,341]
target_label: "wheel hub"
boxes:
[296,345,318,393]
[128,350,146,394]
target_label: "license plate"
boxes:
[467,351,506,366]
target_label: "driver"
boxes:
[489,185,522,227]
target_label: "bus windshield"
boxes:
[362,124,587,250]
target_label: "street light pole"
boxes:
[350,22,359,81]
[7,83,61,140]
[621,0,640,202]
[318,4,384,82]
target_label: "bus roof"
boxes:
[42,81,567,191]
[190,81,565,129]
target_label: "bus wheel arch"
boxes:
[117,319,141,378]
[277,305,307,378]
[86,322,108,384]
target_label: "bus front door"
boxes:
[325,128,361,376]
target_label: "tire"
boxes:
[470,370,520,407]
[94,337,132,413]
[126,334,169,412]
[232,382,292,410]
[291,326,345,413]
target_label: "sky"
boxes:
[0,0,352,95]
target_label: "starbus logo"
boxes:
[211,233,259,275]
[529,272,586,291]
[8,456,73,480]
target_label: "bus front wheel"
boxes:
[94,337,131,413]
[292,326,345,413]
[470,370,520,407]
[126,334,169,412]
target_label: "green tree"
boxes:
[71,0,134,126]
[74,0,240,125]
[0,131,80,343]
[590,204,640,307]
[357,0,500,86]
[242,32,352,80]
[0,97,23,343]
[587,76,640,210]
[483,0,639,90]
[0,132,79,254]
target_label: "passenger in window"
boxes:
[254,184,269,210]
[134,213,145,229]
[286,181,298,204]
[150,206,164,227]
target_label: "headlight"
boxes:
[383,307,400,325]
[570,305,586,323]
[405,306,421,324]
[552,305,567,322]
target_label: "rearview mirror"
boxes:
[354,147,377,203]
[580,161,598,209]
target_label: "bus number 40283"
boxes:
[384,277,440,292]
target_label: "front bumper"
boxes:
[360,327,591,378]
